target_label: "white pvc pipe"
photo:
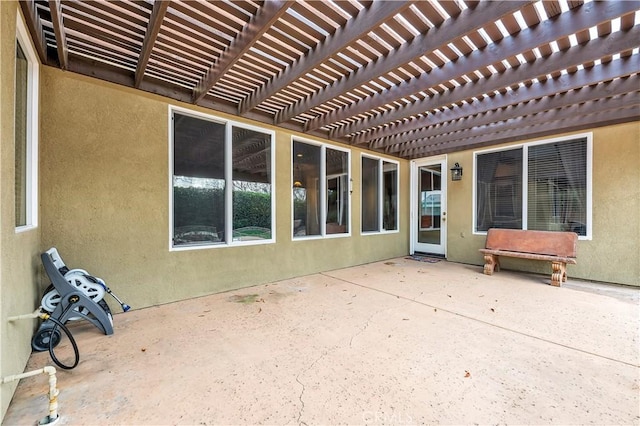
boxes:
[1,366,59,423]
[7,309,45,322]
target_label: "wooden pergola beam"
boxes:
[401,94,640,158]
[239,0,412,115]
[323,0,639,138]
[362,56,640,147]
[346,22,640,146]
[192,0,294,104]
[384,69,640,153]
[135,0,169,88]
[18,0,47,64]
[48,0,68,69]
[294,0,528,129]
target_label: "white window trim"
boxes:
[291,137,352,240]
[472,132,592,240]
[15,11,39,233]
[361,153,400,235]
[168,105,276,251]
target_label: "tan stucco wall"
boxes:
[0,1,43,420]
[446,121,640,286]
[39,66,410,312]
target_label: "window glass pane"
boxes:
[362,157,380,232]
[293,142,321,237]
[527,139,587,235]
[326,148,349,234]
[232,127,272,241]
[476,148,523,231]
[383,161,398,231]
[15,42,28,227]
[173,113,225,246]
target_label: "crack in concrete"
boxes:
[295,350,330,426]
[323,272,640,368]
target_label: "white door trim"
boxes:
[410,155,448,256]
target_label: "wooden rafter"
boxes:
[347,22,640,145]
[294,0,529,129]
[402,96,640,158]
[19,0,640,160]
[324,0,640,139]
[135,0,169,88]
[18,0,47,64]
[388,76,639,154]
[239,1,412,115]
[48,0,68,69]
[363,56,640,147]
[192,0,294,104]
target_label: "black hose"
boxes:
[47,305,80,370]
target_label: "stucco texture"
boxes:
[39,66,410,314]
[446,121,640,286]
[0,1,43,420]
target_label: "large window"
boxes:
[361,155,398,233]
[171,109,274,249]
[15,16,39,231]
[293,140,350,238]
[475,134,591,238]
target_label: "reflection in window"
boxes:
[326,148,349,234]
[293,142,321,237]
[383,161,398,231]
[171,111,273,248]
[15,42,28,227]
[362,156,399,233]
[476,148,523,231]
[293,141,350,238]
[475,136,589,237]
[173,114,225,246]
[232,127,272,241]
[361,157,379,232]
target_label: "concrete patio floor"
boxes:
[4,258,639,425]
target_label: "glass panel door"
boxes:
[413,160,446,255]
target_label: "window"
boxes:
[15,16,39,231]
[293,140,350,238]
[171,109,274,249]
[475,134,591,238]
[361,155,399,233]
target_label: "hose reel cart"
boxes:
[32,248,129,368]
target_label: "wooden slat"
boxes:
[48,0,68,69]
[403,101,639,158]
[327,1,640,138]
[385,74,640,153]
[135,0,169,88]
[240,1,412,114]
[294,1,529,129]
[19,0,48,63]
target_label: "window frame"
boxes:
[169,106,276,251]
[472,132,592,240]
[14,12,39,232]
[291,137,351,240]
[360,154,400,235]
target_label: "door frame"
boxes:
[410,155,448,256]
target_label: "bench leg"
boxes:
[483,254,499,275]
[551,261,566,287]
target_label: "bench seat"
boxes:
[479,229,578,287]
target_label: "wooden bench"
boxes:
[479,228,577,287]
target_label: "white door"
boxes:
[411,158,447,256]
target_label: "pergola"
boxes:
[19,0,640,159]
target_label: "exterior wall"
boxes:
[0,1,43,420]
[39,66,410,311]
[446,121,640,286]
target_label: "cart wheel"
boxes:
[32,325,61,352]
